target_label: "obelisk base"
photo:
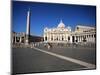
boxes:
[25,40,29,45]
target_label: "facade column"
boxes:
[66,34,68,42]
[64,34,66,41]
[59,34,61,41]
[55,34,57,41]
[74,36,76,43]
[65,34,67,41]
[52,34,54,41]
[79,36,81,42]
[78,36,80,42]
[60,34,62,41]
[54,34,55,41]
[58,34,59,41]
[77,36,79,42]
[63,34,65,41]
[75,36,78,42]
[80,36,82,42]
[70,36,72,43]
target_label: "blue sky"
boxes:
[12,1,96,36]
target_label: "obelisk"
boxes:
[25,8,31,45]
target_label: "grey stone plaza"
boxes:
[12,45,96,74]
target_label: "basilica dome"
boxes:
[57,20,65,28]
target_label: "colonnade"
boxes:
[44,33,96,43]
[12,32,26,44]
[72,33,96,43]
[12,36,25,44]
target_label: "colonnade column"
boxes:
[93,34,95,42]
[44,34,45,41]
[20,37,22,43]
[15,36,16,43]
[78,36,80,42]
[60,35,62,41]
[81,36,83,42]
[86,35,88,42]
[77,36,79,42]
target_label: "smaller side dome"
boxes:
[67,26,71,31]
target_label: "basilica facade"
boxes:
[43,20,96,44]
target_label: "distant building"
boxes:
[43,20,96,44]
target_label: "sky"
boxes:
[12,1,96,36]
